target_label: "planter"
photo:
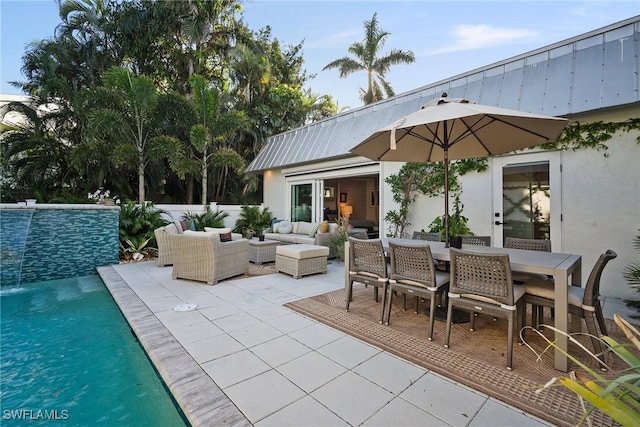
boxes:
[102,198,114,206]
[258,235,265,241]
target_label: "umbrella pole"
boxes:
[444,147,450,248]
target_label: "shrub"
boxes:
[118,201,168,253]
[182,206,229,231]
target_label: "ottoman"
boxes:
[275,244,330,279]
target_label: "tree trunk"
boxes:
[138,161,145,204]
[201,153,208,206]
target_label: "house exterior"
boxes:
[247,16,640,301]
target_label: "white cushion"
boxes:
[204,227,232,234]
[296,222,313,236]
[276,244,330,259]
[164,223,179,234]
[525,280,584,307]
[277,221,292,234]
[328,223,339,233]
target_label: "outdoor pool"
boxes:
[1,275,188,426]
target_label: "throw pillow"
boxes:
[173,220,184,234]
[164,223,179,234]
[308,222,320,237]
[271,218,284,232]
[277,220,292,234]
[318,221,329,233]
[219,232,233,242]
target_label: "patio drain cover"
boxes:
[173,303,198,312]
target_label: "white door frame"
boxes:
[492,151,562,250]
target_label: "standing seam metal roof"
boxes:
[246,16,640,173]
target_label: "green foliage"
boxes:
[624,231,640,319]
[541,119,640,154]
[118,201,168,251]
[119,237,157,262]
[384,160,487,237]
[529,315,640,426]
[323,12,415,105]
[182,206,229,231]
[427,195,473,240]
[326,217,351,261]
[233,205,273,238]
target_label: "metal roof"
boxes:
[247,16,640,173]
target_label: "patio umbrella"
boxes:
[350,95,568,246]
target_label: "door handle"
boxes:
[494,221,508,225]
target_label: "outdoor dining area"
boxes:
[342,235,615,373]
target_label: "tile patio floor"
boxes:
[102,260,560,427]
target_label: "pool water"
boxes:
[1,276,188,426]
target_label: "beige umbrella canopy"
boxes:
[350,95,569,246]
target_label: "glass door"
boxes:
[290,183,313,222]
[492,152,561,249]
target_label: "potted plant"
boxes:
[234,205,273,239]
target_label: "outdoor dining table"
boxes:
[343,238,582,372]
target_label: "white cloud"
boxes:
[305,28,363,49]
[420,24,537,56]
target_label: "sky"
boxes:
[1,0,639,110]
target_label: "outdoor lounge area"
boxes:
[98,250,633,427]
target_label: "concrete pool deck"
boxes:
[99,260,558,427]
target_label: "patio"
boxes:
[98,260,627,427]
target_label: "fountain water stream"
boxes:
[1,209,34,287]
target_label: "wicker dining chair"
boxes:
[445,248,525,370]
[346,237,389,323]
[386,243,450,340]
[412,231,441,242]
[505,237,552,285]
[504,237,551,252]
[523,250,617,368]
[460,235,491,246]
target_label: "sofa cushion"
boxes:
[278,234,299,244]
[173,220,184,234]
[328,223,339,233]
[296,221,314,236]
[318,221,329,233]
[293,235,315,244]
[277,220,292,234]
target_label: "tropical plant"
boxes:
[87,66,180,203]
[427,195,473,240]
[624,231,640,319]
[182,205,229,231]
[119,237,157,262]
[233,205,273,238]
[529,314,640,426]
[184,74,248,205]
[118,201,168,252]
[323,12,415,105]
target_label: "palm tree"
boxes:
[323,12,415,105]
[187,74,247,204]
[87,67,178,203]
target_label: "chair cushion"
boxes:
[276,244,329,259]
[524,280,584,307]
[456,284,526,309]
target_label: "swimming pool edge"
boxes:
[97,265,251,427]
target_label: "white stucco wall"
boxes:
[262,169,286,221]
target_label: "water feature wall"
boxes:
[0,205,120,286]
